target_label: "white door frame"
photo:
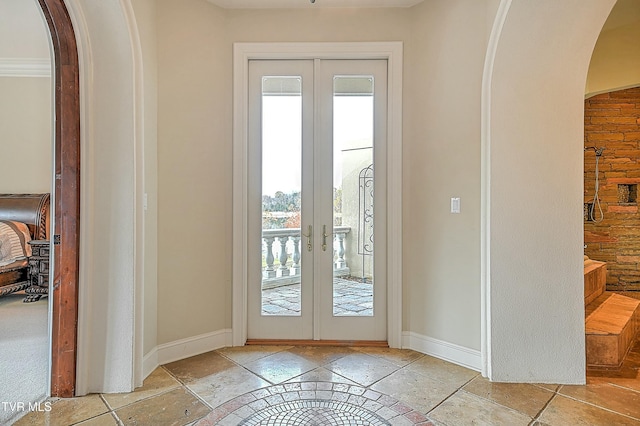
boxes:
[232,42,403,347]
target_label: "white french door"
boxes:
[247,58,387,341]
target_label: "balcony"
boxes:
[261,226,352,289]
[261,226,375,317]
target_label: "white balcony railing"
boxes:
[262,226,351,288]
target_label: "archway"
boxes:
[482,0,616,383]
[37,0,80,398]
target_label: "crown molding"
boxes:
[0,58,51,77]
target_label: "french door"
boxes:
[247,59,387,341]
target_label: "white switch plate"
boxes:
[451,197,461,213]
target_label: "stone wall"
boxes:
[584,87,640,289]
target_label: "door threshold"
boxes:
[246,339,388,347]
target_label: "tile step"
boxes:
[584,260,606,307]
[585,293,640,368]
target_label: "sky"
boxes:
[261,95,373,197]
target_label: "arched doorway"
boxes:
[37,0,80,398]
[482,0,616,383]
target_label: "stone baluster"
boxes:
[277,236,290,277]
[263,236,276,278]
[335,232,347,269]
[290,235,301,275]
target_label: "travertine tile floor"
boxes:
[14,340,640,425]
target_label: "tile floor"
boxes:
[13,340,640,426]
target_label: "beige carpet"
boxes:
[0,292,48,425]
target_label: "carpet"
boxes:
[0,292,49,425]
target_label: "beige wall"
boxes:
[586,20,640,96]
[0,0,51,194]
[225,7,409,42]
[157,0,231,344]
[131,0,159,359]
[156,0,488,353]
[0,0,50,59]
[403,0,485,350]
[0,77,51,193]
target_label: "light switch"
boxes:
[451,197,461,214]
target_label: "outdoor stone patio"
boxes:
[261,278,374,316]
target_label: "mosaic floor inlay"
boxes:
[196,382,431,425]
[238,400,390,426]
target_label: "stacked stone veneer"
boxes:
[584,87,640,290]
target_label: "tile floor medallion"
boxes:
[238,400,388,425]
[195,382,431,426]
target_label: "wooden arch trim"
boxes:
[37,0,80,398]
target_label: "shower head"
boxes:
[584,146,605,157]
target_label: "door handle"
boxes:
[322,225,332,251]
[302,225,313,252]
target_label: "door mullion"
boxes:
[314,59,341,341]
[312,58,322,341]
[301,60,316,339]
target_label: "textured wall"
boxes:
[584,87,640,290]
[488,0,615,383]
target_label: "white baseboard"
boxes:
[142,330,480,380]
[142,347,159,379]
[142,329,233,379]
[402,331,482,372]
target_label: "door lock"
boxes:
[302,225,313,252]
[322,225,332,251]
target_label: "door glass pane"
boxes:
[332,76,374,317]
[261,76,302,316]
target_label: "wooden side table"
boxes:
[24,240,50,303]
